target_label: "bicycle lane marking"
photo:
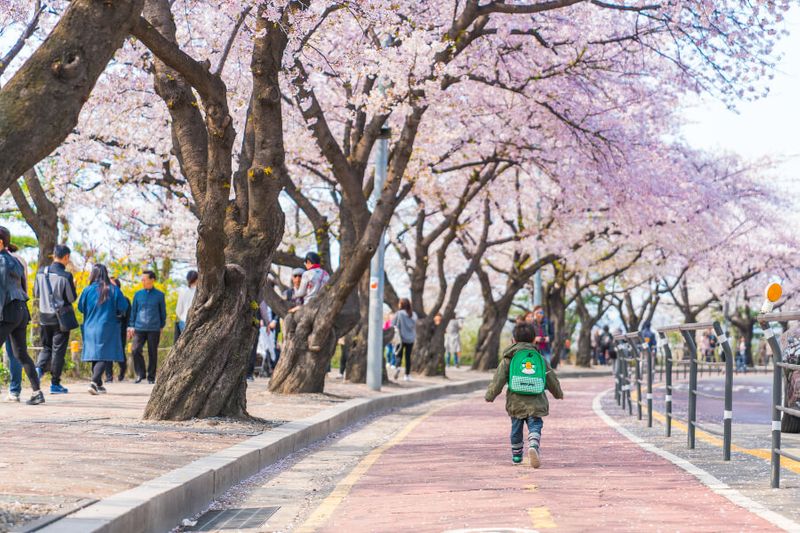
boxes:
[595,388,800,532]
[295,399,463,533]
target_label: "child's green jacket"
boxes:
[485,341,564,418]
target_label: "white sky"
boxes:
[681,10,800,185]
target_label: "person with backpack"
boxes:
[599,325,615,365]
[78,264,130,395]
[0,226,43,405]
[485,322,563,467]
[33,244,77,394]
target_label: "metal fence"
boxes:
[614,321,735,461]
[757,309,800,488]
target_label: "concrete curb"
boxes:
[39,377,491,533]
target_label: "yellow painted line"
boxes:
[631,391,800,475]
[524,483,538,492]
[528,506,557,529]
[295,401,456,533]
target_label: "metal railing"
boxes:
[757,309,800,488]
[613,332,654,427]
[615,321,734,461]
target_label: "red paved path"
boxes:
[317,378,780,532]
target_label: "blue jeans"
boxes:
[385,344,396,366]
[541,349,552,364]
[5,339,22,395]
[446,352,459,366]
[511,416,543,456]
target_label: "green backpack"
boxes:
[508,349,547,395]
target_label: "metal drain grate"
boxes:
[189,506,280,531]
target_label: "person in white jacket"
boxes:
[289,252,330,312]
[175,270,198,338]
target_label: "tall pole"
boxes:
[533,198,543,307]
[366,127,390,391]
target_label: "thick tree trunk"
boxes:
[547,283,567,365]
[0,0,144,189]
[576,322,593,367]
[411,317,446,376]
[342,274,369,382]
[472,307,506,371]
[143,265,254,420]
[270,289,360,393]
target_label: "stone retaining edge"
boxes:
[38,377,491,533]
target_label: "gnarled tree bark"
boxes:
[0,0,144,190]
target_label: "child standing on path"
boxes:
[485,322,563,468]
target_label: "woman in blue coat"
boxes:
[78,264,129,395]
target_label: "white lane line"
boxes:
[592,388,800,533]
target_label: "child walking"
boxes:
[485,322,563,467]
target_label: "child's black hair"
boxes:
[512,322,535,343]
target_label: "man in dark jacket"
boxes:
[33,244,77,394]
[128,270,166,384]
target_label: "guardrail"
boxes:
[757,310,800,488]
[615,321,734,461]
[613,332,654,427]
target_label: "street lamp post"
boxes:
[366,126,391,391]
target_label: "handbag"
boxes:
[44,267,79,332]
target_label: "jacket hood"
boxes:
[502,341,538,360]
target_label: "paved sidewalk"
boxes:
[294,378,784,532]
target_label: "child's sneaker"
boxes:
[529,447,541,469]
[512,454,523,465]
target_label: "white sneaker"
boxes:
[529,447,541,469]
[403,374,411,382]
[5,392,20,402]
[394,367,401,380]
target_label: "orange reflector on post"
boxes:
[766,283,783,303]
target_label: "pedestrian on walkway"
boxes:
[33,244,77,394]
[78,264,130,395]
[445,317,462,368]
[384,312,397,368]
[128,270,166,384]
[257,301,279,377]
[531,306,554,363]
[485,322,563,467]
[4,244,26,402]
[0,227,43,404]
[3,341,22,402]
[591,328,601,365]
[175,270,198,340]
[736,336,747,372]
[105,278,131,382]
[641,321,657,352]
[289,253,330,312]
[599,325,615,364]
[392,298,417,381]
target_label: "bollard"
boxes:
[644,338,654,429]
[635,350,643,421]
[682,330,698,449]
[623,354,632,416]
[761,321,783,488]
[660,333,673,437]
[713,321,734,461]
